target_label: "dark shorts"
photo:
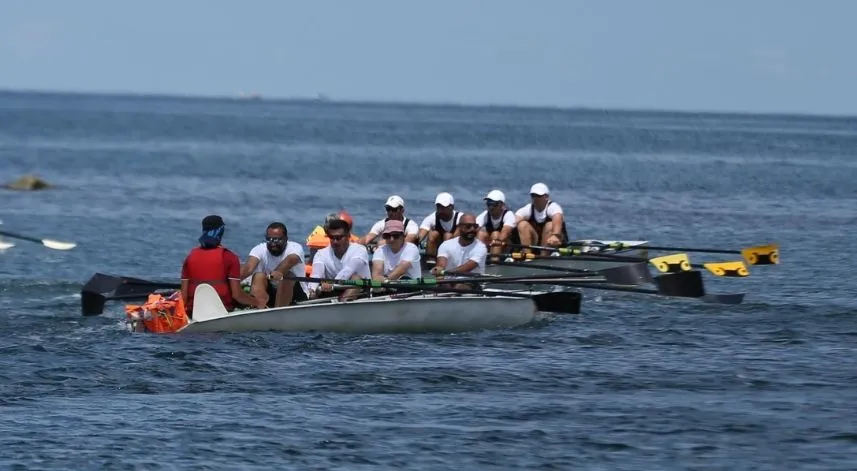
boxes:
[265,279,308,307]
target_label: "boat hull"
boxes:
[181,284,546,334]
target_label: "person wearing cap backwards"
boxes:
[180,215,266,317]
[372,219,423,282]
[361,195,420,247]
[418,192,462,261]
[238,221,309,308]
[476,189,518,259]
[308,218,372,301]
[430,213,488,287]
[514,182,569,254]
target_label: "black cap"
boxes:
[201,215,225,231]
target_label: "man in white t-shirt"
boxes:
[514,182,569,255]
[361,195,420,247]
[418,192,462,261]
[310,219,372,301]
[476,189,517,259]
[372,219,422,282]
[430,213,488,285]
[239,222,308,308]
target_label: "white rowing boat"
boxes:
[178,283,552,334]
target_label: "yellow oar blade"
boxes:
[649,253,691,273]
[741,243,779,265]
[703,261,749,277]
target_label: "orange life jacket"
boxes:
[125,291,189,333]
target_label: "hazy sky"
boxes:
[1,0,854,115]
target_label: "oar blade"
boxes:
[741,243,779,265]
[531,291,582,314]
[649,253,692,273]
[702,260,749,277]
[599,262,654,285]
[654,270,705,298]
[42,239,77,250]
[81,273,179,316]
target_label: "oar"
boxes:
[80,273,179,316]
[292,276,582,314]
[504,246,751,278]
[563,241,780,266]
[0,230,77,251]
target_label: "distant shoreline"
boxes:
[0,86,854,121]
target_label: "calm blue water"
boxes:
[1,90,856,470]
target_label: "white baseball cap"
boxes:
[385,195,405,208]
[483,189,506,203]
[529,183,550,196]
[434,192,454,207]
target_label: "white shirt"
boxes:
[476,209,517,231]
[419,211,462,233]
[515,201,563,224]
[309,243,371,291]
[437,237,488,274]
[368,218,420,238]
[372,242,422,279]
[248,241,306,279]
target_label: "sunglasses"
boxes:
[266,237,286,244]
[326,234,347,241]
[485,200,501,207]
[385,206,402,212]
[530,193,546,198]
[459,223,479,230]
[382,232,404,240]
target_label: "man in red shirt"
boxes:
[180,215,264,317]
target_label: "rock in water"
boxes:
[4,175,51,191]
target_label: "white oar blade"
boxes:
[42,239,77,250]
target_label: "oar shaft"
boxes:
[0,230,41,244]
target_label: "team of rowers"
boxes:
[179,182,569,316]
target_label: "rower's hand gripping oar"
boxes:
[0,229,77,251]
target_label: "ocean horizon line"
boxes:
[1,86,855,122]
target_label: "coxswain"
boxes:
[309,218,372,301]
[514,182,568,255]
[180,215,265,316]
[371,220,422,282]
[361,195,420,247]
[475,189,517,259]
[430,213,488,289]
[417,192,462,261]
[239,222,309,308]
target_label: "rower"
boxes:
[418,192,462,261]
[514,182,568,255]
[309,219,371,301]
[306,211,359,265]
[430,213,488,289]
[372,220,422,282]
[181,215,265,317]
[239,222,309,308]
[361,195,420,247]
[476,189,517,259]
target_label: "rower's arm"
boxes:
[180,279,190,306]
[499,224,514,242]
[386,261,412,281]
[449,259,479,274]
[272,254,301,276]
[371,260,385,281]
[431,256,448,275]
[361,232,379,246]
[229,279,263,309]
[550,213,564,237]
[239,256,260,280]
